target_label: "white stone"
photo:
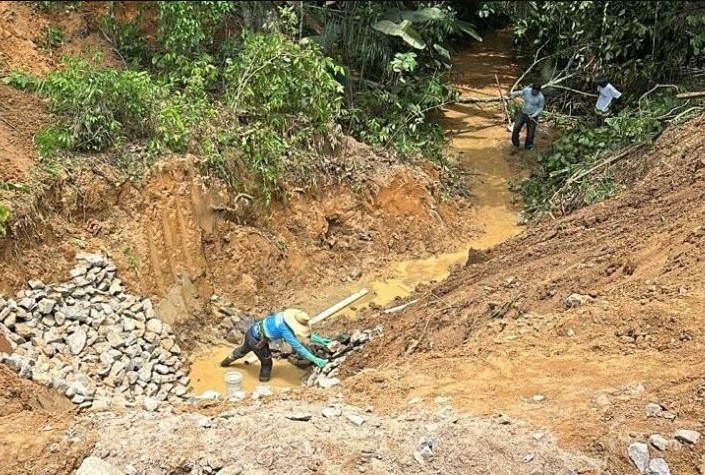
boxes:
[649,435,669,452]
[674,429,701,444]
[252,385,273,400]
[137,363,153,383]
[123,319,137,332]
[197,390,223,400]
[18,297,37,311]
[146,319,163,335]
[346,414,366,426]
[37,298,57,315]
[648,458,671,475]
[154,364,170,375]
[322,406,342,418]
[318,377,341,389]
[75,457,123,475]
[107,332,125,349]
[66,330,87,355]
[143,397,160,412]
[627,442,650,474]
[196,416,212,428]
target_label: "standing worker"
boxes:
[219,308,329,382]
[509,83,545,151]
[595,76,622,124]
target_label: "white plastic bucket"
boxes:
[224,371,243,397]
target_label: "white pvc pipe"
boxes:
[383,299,419,314]
[309,288,369,325]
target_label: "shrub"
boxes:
[35,57,158,153]
[346,53,452,162]
[0,203,10,237]
[205,30,345,202]
[39,25,65,51]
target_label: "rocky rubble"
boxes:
[210,297,248,345]
[73,399,601,475]
[0,253,191,408]
[627,428,701,475]
[305,327,382,388]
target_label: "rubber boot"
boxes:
[259,358,273,382]
[220,349,243,367]
[219,355,235,367]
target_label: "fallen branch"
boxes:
[669,106,704,123]
[510,41,550,94]
[456,96,505,104]
[639,84,680,112]
[548,144,646,207]
[676,91,705,100]
[545,84,597,98]
[384,299,419,314]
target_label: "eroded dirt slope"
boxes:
[0,365,91,475]
[345,118,705,473]
[0,2,480,331]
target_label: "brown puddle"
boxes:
[189,346,309,395]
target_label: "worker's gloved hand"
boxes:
[312,357,328,368]
[311,333,333,346]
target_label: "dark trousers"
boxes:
[228,329,273,380]
[512,113,537,149]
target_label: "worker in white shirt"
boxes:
[595,77,622,124]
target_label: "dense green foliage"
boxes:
[7,1,481,202]
[37,57,157,152]
[311,2,475,160]
[485,1,705,93]
[520,93,701,215]
[11,1,702,215]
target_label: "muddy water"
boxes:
[189,346,308,395]
[189,30,522,393]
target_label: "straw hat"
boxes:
[282,308,311,339]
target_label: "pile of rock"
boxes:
[628,428,700,475]
[305,327,382,389]
[0,253,190,408]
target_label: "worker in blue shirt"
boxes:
[220,308,329,382]
[509,82,545,151]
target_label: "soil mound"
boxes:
[346,118,705,473]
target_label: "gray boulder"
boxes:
[674,429,701,445]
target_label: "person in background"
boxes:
[219,308,329,382]
[509,83,545,152]
[595,76,622,124]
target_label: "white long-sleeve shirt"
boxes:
[596,83,622,112]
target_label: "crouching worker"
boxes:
[219,308,329,382]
